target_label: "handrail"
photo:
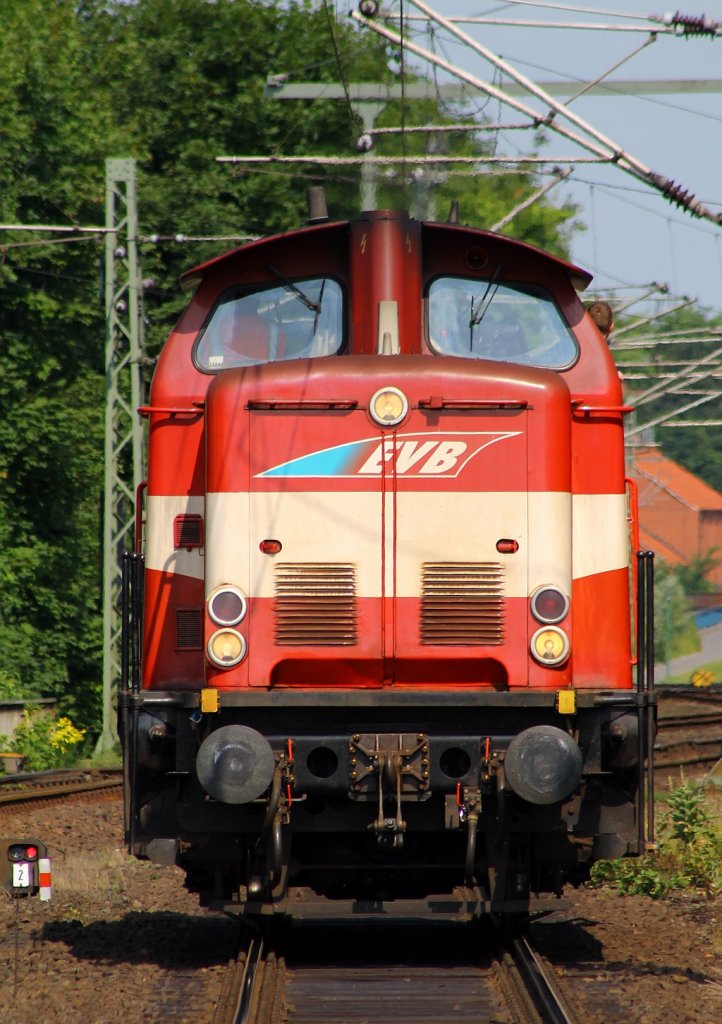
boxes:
[138,404,205,417]
[572,402,634,416]
[246,399,357,410]
[626,476,640,668]
[418,397,528,410]
[135,480,147,555]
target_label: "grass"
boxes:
[51,846,131,897]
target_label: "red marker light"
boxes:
[531,586,569,624]
[260,539,282,555]
[8,844,38,861]
[496,539,519,554]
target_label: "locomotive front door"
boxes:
[246,407,387,687]
[384,406,530,687]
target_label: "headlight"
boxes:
[530,586,569,624]
[369,386,408,427]
[207,629,247,668]
[531,626,570,667]
[208,586,247,627]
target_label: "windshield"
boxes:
[195,277,344,372]
[427,276,578,369]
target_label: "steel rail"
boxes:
[233,936,265,1024]
[511,935,576,1024]
[657,713,722,728]
[0,773,122,806]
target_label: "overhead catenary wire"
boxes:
[483,51,722,126]
[217,154,605,165]
[141,233,259,244]
[614,334,722,350]
[565,180,722,232]
[365,121,535,135]
[610,298,697,339]
[626,392,721,438]
[629,345,722,408]
[0,234,104,251]
[490,166,573,230]
[0,223,110,233]
[471,0,719,30]
[550,31,657,109]
[393,17,696,34]
[352,2,722,223]
[321,0,358,132]
[610,283,669,316]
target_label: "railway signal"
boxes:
[1,839,51,900]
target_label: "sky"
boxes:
[372,0,722,316]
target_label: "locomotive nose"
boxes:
[504,725,583,805]
[196,725,276,804]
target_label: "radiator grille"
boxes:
[274,563,357,646]
[174,514,204,549]
[175,608,203,650]
[421,562,505,645]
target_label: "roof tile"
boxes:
[630,448,722,512]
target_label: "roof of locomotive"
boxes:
[180,210,593,291]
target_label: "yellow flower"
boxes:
[50,716,86,750]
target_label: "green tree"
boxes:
[654,564,700,665]
[676,549,720,595]
[0,1,113,725]
[0,0,586,739]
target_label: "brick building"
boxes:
[628,446,722,587]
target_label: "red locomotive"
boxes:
[121,197,655,925]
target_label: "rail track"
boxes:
[0,768,122,808]
[209,915,578,1024]
[655,686,722,773]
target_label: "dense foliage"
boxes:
[591,779,722,897]
[0,706,87,771]
[0,0,582,739]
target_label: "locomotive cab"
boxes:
[121,207,655,922]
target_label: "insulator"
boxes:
[662,179,693,204]
[671,11,720,37]
[659,178,705,216]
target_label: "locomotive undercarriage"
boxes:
[120,690,653,919]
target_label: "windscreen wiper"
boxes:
[469,264,503,334]
[267,264,321,314]
[313,278,326,335]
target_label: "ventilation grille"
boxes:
[175,608,203,650]
[274,563,357,646]
[421,562,505,645]
[174,514,204,549]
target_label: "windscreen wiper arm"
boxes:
[469,264,503,330]
[267,264,321,314]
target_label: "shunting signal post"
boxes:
[1,839,52,900]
